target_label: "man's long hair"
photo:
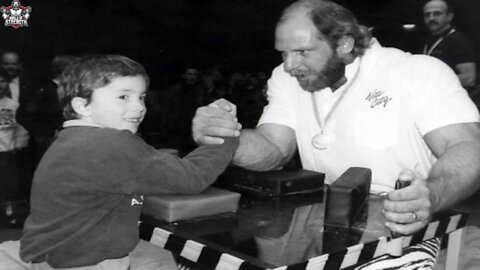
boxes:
[282,0,372,57]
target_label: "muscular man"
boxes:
[192,0,480,239]
[423,0,476,89]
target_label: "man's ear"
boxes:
[71,97,90,117]
[336,35,355,56]
[448,13,454,23]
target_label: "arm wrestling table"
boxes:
[140,191,468,270]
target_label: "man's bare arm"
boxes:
[384,122,480,235]
[424,122,480,212]
[233,123,297,171]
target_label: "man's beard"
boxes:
[296,53,346,93]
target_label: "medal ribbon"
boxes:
[311,85,351,135]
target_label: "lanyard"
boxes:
[310,59,361,133]
[310,86,350,134]
[423,28,456,55]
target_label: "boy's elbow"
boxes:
[179,184,208,194]
[175,171,214,194]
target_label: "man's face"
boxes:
[183,68,199,85]
[0,76,8,98]
[275,16,345,92]
[1,53,21,78]
[81,75,147,134]
[423,1,453,35]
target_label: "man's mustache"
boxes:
[427,21,438,26]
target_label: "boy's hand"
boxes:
[192,99,242,145]
[383,169,433,235]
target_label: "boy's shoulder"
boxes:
[62,124,136,139]
[55,126,154,164]
[60,125,144,148]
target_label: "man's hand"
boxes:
[383,169,433,235]
[192,99,242,145]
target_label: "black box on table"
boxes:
[215,165,325,196]
[324,167,371,227]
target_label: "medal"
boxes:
[310,85,351,151]
[309,60,359,152]
[312,132,331,150]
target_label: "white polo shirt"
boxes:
[258,41,479,193]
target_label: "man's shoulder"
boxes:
[447,30,472,43]
[444,30,475,54]
[362,44,455,87]
[369,44,445,69]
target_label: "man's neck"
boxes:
[331,76,347,92]
[330,56,355,92]
[431,25,452,36]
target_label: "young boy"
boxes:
[19,55,239,269]
[0,68,28,226]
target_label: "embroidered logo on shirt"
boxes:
[131,195,144,206]
[365,89,392,108]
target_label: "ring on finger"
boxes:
[412,212,418,221]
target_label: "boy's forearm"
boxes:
[141,137,239,195]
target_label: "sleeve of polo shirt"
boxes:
[257,64,296,129]
[410,55,479,136]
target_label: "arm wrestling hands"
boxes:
[192,99,296,171]
[192,99,241,145]
[384,122,480,235]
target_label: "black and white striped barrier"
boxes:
[139,213,467,270]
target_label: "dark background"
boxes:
[1,0,480,90]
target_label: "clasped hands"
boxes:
[192,98,242,145]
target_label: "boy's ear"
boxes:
[71,97,91,117]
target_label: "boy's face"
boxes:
[0,76,9,98]
[83,75,147,133]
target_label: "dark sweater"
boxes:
[20,126,238,267]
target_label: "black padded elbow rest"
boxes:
[324,167,371,227]
[216,165,325,196]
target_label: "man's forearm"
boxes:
[232,129,289,171]
[427,141,480,212]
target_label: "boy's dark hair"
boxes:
[59,55,150,120]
